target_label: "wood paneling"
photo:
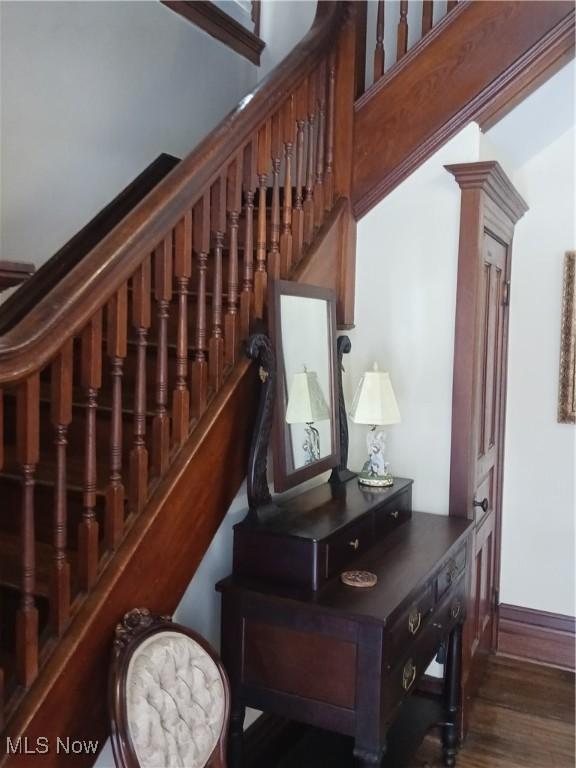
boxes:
[353,2,575,218]
[498,604,576,671]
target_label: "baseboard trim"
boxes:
[497,604,575,671]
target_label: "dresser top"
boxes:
[220,512,472,626]
[236,477,413,541]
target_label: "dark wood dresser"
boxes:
[217,478,473,767]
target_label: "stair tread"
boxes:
[0,533,77,598]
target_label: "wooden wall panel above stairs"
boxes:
[352,0,575,218]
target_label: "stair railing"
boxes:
[0,0,354,725]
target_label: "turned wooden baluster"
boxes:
[397,0,409,61]
[209,177,225,391]
[152,235,173,476]
[268,112,282,281]
[280,94,295,277]
[130,257,151,513]
[50,341,73,634]
[240,140,257,339]
[172,211,193,447]
[192,193,210,418]
[314,61,327,229]
[293,80,308,263]
[422,0,433,35]
[254,120,270,320]
[16,374,40,686]
[325,52,336,211]
[79,311,102,591]
[106,284,127,549]
[304,72,317,245]
[374,0,385,81]
[226,154,242,365]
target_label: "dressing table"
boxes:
[216,283,472,768]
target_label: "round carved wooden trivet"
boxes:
[340,570,378,588]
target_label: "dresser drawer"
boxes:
[434,576,466,636]
[384,582,435,661]
[382,615,443,724]
[325,515,374,580]
[373,486,412,538]
[436,545,467,600]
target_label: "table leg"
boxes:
[443,622,463,767]
[353,742,386,767]
[229,703,245,768]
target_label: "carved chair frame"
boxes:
[109,608,230,768]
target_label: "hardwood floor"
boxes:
[258,656,575,768]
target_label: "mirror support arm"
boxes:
[329,335,356,485]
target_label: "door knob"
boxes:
[473,497,489,513]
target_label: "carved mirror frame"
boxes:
[558,251,575,424]
[268,279,341,492]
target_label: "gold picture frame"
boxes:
[558,251,575,424]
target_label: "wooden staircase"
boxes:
[0,0,573,764]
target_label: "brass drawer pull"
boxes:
[451,602,462,620]
[408,608,422,635]
[349,538,360,550]
[402,659,417,691]
[390,510,399,519]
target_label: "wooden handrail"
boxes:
[0,1,345,385]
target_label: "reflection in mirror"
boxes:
[282,294,332,468]
[270,280,340,492]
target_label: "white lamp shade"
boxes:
[286,370,330,424]
[350,363,401,426]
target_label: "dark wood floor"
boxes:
[259,656,575,768]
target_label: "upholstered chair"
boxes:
[109,608,230,768]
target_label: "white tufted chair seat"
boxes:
[110,610,230,768]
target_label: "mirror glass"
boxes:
[270,280,340,492]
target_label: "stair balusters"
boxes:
[209,177,225,391]
[293,80,307,262]
[106,285,127,549]
[16,374,40,686]
[422,0,433,36]
[314,60,327,229]
[130,256,151,514]
[374,0,385,82]
[240,140,257,339]
[50,342,73,634]
[152,236,172,476]
[192,193,210,418]
[268,113,282,281]
[255,121,270,319]
[304,73,317,245]
[226,154,242,366]
[79,312,102,591]
[397,1,409,61]
[173,212,193,447]
[325,52,336,211]
[280,95,295,277]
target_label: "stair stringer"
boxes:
[0,199,355,768]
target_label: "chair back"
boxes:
[110,608,230,768]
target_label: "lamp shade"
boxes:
[286,369,330,424]
[350,363,401,426]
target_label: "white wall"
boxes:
[346,123,481,514]
[0,0,256,267]
[497,129,576,616]
[259,0,316,78]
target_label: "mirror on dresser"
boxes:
[268,280,340,492]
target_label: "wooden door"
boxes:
[446,162,528,732]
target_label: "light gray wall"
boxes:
[0,0,256,267]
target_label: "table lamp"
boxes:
[286,367,330,464]
[350,363,401,487]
